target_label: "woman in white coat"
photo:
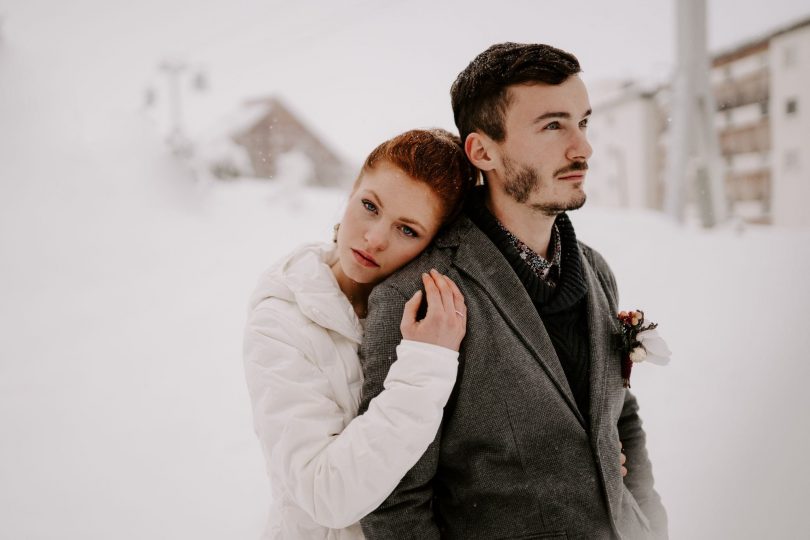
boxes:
[243,129,478,539]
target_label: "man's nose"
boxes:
[567,129,592,162]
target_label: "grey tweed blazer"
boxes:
[358,215,667,540]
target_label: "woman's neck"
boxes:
[330,261,375,318]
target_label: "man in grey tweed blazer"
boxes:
[358,43,667,539]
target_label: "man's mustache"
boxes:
[554,161,588,177]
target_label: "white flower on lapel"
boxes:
[618,309,670,388]
[628,346,647,363]
[635,327,671,366]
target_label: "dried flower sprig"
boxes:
[617,310,671,388]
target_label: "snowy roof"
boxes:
[199,100,273,144]
[713,13,810,65]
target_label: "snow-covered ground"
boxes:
[575,209,810,539]
[3,4,810,539]
[4,136,809,539]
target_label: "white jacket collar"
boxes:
[251,243,363,344]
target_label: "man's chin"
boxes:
[531,193,587,216]
[567,192,587,211]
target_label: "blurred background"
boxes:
[1,0,809,538]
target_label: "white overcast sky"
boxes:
[2,0,809,163]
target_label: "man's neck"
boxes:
[485,188,557,259]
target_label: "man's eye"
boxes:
[579,118,589,128]
[362,199,377,213]
[544,122,561,130]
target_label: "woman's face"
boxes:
[335,161,443,286]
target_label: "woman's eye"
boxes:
[362,199,377,213]
[400,225,418,238]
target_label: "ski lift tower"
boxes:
[664,0,728,227]
[159,60,195,158]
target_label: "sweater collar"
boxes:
[494,218,562,286]
[464,186,588,314]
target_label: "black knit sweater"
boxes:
[465,187,592,419]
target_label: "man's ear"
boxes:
[465,132,498,172]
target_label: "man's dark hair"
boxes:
[450,43,582,143]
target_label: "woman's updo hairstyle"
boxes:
[358,128,478,225]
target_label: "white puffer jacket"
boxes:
[243,243,459,539]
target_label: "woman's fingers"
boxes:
[399,270,467,350]
[619,443,628,477]
[425,270,466,321]
[428,269,455,314]
[422,271,442,313]
[445,275,466,317]
[399,289,423,331]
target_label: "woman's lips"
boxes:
[352,249,379,268]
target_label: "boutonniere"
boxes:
[617,310,671,388]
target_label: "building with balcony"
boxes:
[588,15,810,227]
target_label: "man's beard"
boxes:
[502,157,588,216]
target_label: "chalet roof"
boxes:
[235,95,345,165]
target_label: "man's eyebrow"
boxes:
[533,112,570,123]
[532,109,592,123]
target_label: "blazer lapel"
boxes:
[581,248,625,514]
[448,223,586,428]
[582,251,614,440]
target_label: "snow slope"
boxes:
[4,140,809,538]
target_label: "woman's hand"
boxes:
[400,269,467,351]
[620,442,628,477]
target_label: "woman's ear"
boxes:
[464,132,498,172]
